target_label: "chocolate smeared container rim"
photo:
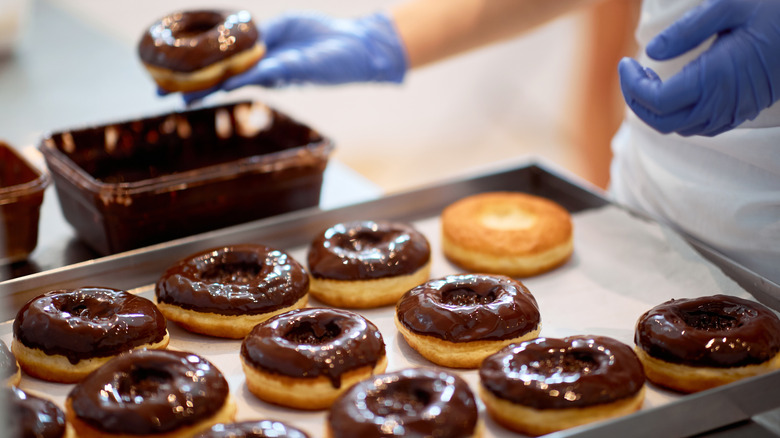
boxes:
[0,141,50,204]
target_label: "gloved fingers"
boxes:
[623,93,701,134]
[259,11,336,50]
[646,0,751,60]
[618,57,701,115]
[181,85,220,106]
[156,87,172,97]
[223,58,291,89]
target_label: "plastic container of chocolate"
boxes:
[0,141,49,264]
[39,101,334,256]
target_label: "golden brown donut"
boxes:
[307,220,431,308]
[138,10,265,92]
[634,294,780,393]
[395,274,541,368]
[441,192,573,277]
[155,244,309,339]
[479,336,646,436]
[12,287,169,383]
[240,307,387,410]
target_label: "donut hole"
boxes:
[171,12,224,38]
[680,303,749,331]
[333,231,390,252]
[118,367,173,401]
[200,261,263,284]
[441,286,498,306]
[528,351,601,376]
[366,386,431,416]
[58,296,116,320]
[284,321,342,345]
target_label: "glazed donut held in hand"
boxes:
[139,9,266,93]
[634,294,780,393]
[12,287,169,383]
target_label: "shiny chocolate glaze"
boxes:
[0,339,18,380]
[4,387,66,438]
[328,368,478,437]
[307,220,430,281]
[13,287,167,364]
[241,307,385,388]
[480,336,645,409]
[196,420,310,438]
[156,244,309,315]
[635,294,780,367]
[69,349,230,435]
[138,10,259,72]
[396,274,540,342]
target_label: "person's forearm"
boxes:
[392,0,597,68]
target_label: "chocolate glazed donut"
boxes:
[635,294,780,368]
[327,368,480,438]
[157,244,309,316]
[5,387,66,438]
[241,308,385,389]
[13,287,167,364]
[308,220,430,280]
[480,336,645,410]
[139,10,259,73]
[67,349,233,436]
[197,420,311,438]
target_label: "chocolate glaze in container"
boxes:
[68,349,230,435]
[5,387,66,438]
[635,294,780,367]
[307,220,430,280]
[138,10,259,72]
[0,142,49,263]
[396,274,540,342]
[196,420,311,438]
[156,244,309,315]
[13,287,167,364]
[241,307,385,388]
[39,101,333,255]
[480,336,645,409]
[328,368,479,437]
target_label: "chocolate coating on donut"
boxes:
[138,10,259,72]
[197,420,310,438]
[480,336,645,409]
[13,287,167,364]
[328,368,478,437]
[396,274,540,342]
[307,220,430,280]
[635,294,780,367]
[241,307,385,388]
[0,339,18,380]
[4,387,66,438]
[156,244,309,315]
[68,349,230,435]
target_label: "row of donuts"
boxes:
[3,191,780,437]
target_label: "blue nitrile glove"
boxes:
[618,0,780,137]
[181,11,408,104]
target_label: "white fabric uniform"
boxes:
[609,0,780,283]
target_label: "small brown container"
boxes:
[39,101,334,255]
[0,142,49,263]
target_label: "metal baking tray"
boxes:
[1,160,778,437]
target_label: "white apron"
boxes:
[609,0,780,282]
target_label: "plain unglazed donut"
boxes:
[395,273,541,368]
[138,9,265,92]
[479,336,646,436]
[307,220,431,308]
[441,192,573,277]
[11,287,169,383]
[634,294,780,393]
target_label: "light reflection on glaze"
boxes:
[479,336,645,409]
[69,350,229,435]
[241,308,385,388]
[307,221,430,280]
[635,295,780,367]
[13,288,167,364]
[328,368,478,437]
[196,420,311,438]
[396,274,540,342]
[138,10,259,72]
[156,245,309,315]
[5,387,66,438]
